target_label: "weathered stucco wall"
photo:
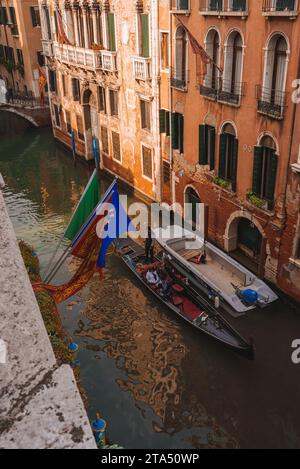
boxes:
[0,178,96,449]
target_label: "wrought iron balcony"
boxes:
[132,57,151,81]
[199,83,219,100]
[199,0,248,17]
[171,68,189,91]
[53,42,102,70]
[218,80,245,106]
[262,0,298,17]
[256,85,287,119]
[101,50,117,72]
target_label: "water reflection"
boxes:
[77,259,238,448]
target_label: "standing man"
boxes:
[145,226,154,263]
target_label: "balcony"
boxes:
[42,40,54,57]
[256,85,287,119]
[53,42,102,70]
[133,57,151,81]
[171,68,189,91]
[262,0,298,18]
[201,79,245,106]
[172,0,191,14]
[199,0,249,17]
[101,50,117,72]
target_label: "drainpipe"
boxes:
[152,0,162,202]
[0,0,15,89]
[169,0,175,205]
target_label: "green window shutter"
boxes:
[266,150,278,201]
[159,109,166,133]
[172,113,179,150]
[231,138,239,192]
[166,111,170,136]
[108,13,116,52]
[252,146,263,196]
[209,127,216,171]
[179,114,184,154]
[141,14,149,58]
[218,133,227,178]
[199,125,207,165]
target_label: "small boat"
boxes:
[153,226,278,315]
[116,237,254,359]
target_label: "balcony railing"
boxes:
[172,0,191,13]
[132,57,151,81]
[199,0,249,16]
[199,80,219,100]
[101,50,117,72]
[171,68,189,90]
[256,85,287,119]
[53,42,102,70]
[262,0,298,16]
[42,40,54,57]
[219,80,245,105]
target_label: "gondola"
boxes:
[116,237,254,360]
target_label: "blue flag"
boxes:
[96,185,135,269]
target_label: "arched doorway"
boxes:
[226,214,265,276]
[185,186,201,230]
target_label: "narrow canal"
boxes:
[1,128,300,449]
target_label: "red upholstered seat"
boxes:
[172,295,183,306]
[181,298,202,321]
[172,284,184,293]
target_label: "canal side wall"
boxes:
[0,178,96,449]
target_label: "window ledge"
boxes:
[257,109,284,120]
[199,10,248,18]
[263,11,298,19]
[289,258,300,268]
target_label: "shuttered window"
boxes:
[112,131,121,162]
[159,109,170,135]
[72,78,80,101]
[161,32,169,69]
[61,74,67,96]
[218,132,238,190]
[109,89,118,117]
[163,161,171,184]
[142,146,153,180]
[140,14,150,58]
[171,113,184,153]
[107,13,116,52]
[76,115,84,141]
[140,99,151,131]
[252,145,278,206]
[98,86,106,113]
[199,124,216,170]
[101,126,109,155]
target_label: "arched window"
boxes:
[259,34,288,118]
[185,187,201,229]
[218,123,238,191]
[252,136,278,210]
[221,31,243,104]
[174,26,187,89]
[204,29,220,91]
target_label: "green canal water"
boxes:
[1,128,300,449]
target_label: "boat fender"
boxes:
[242,289,258,305]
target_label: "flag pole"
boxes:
[44,177,118,283]
[43,169,98,281]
